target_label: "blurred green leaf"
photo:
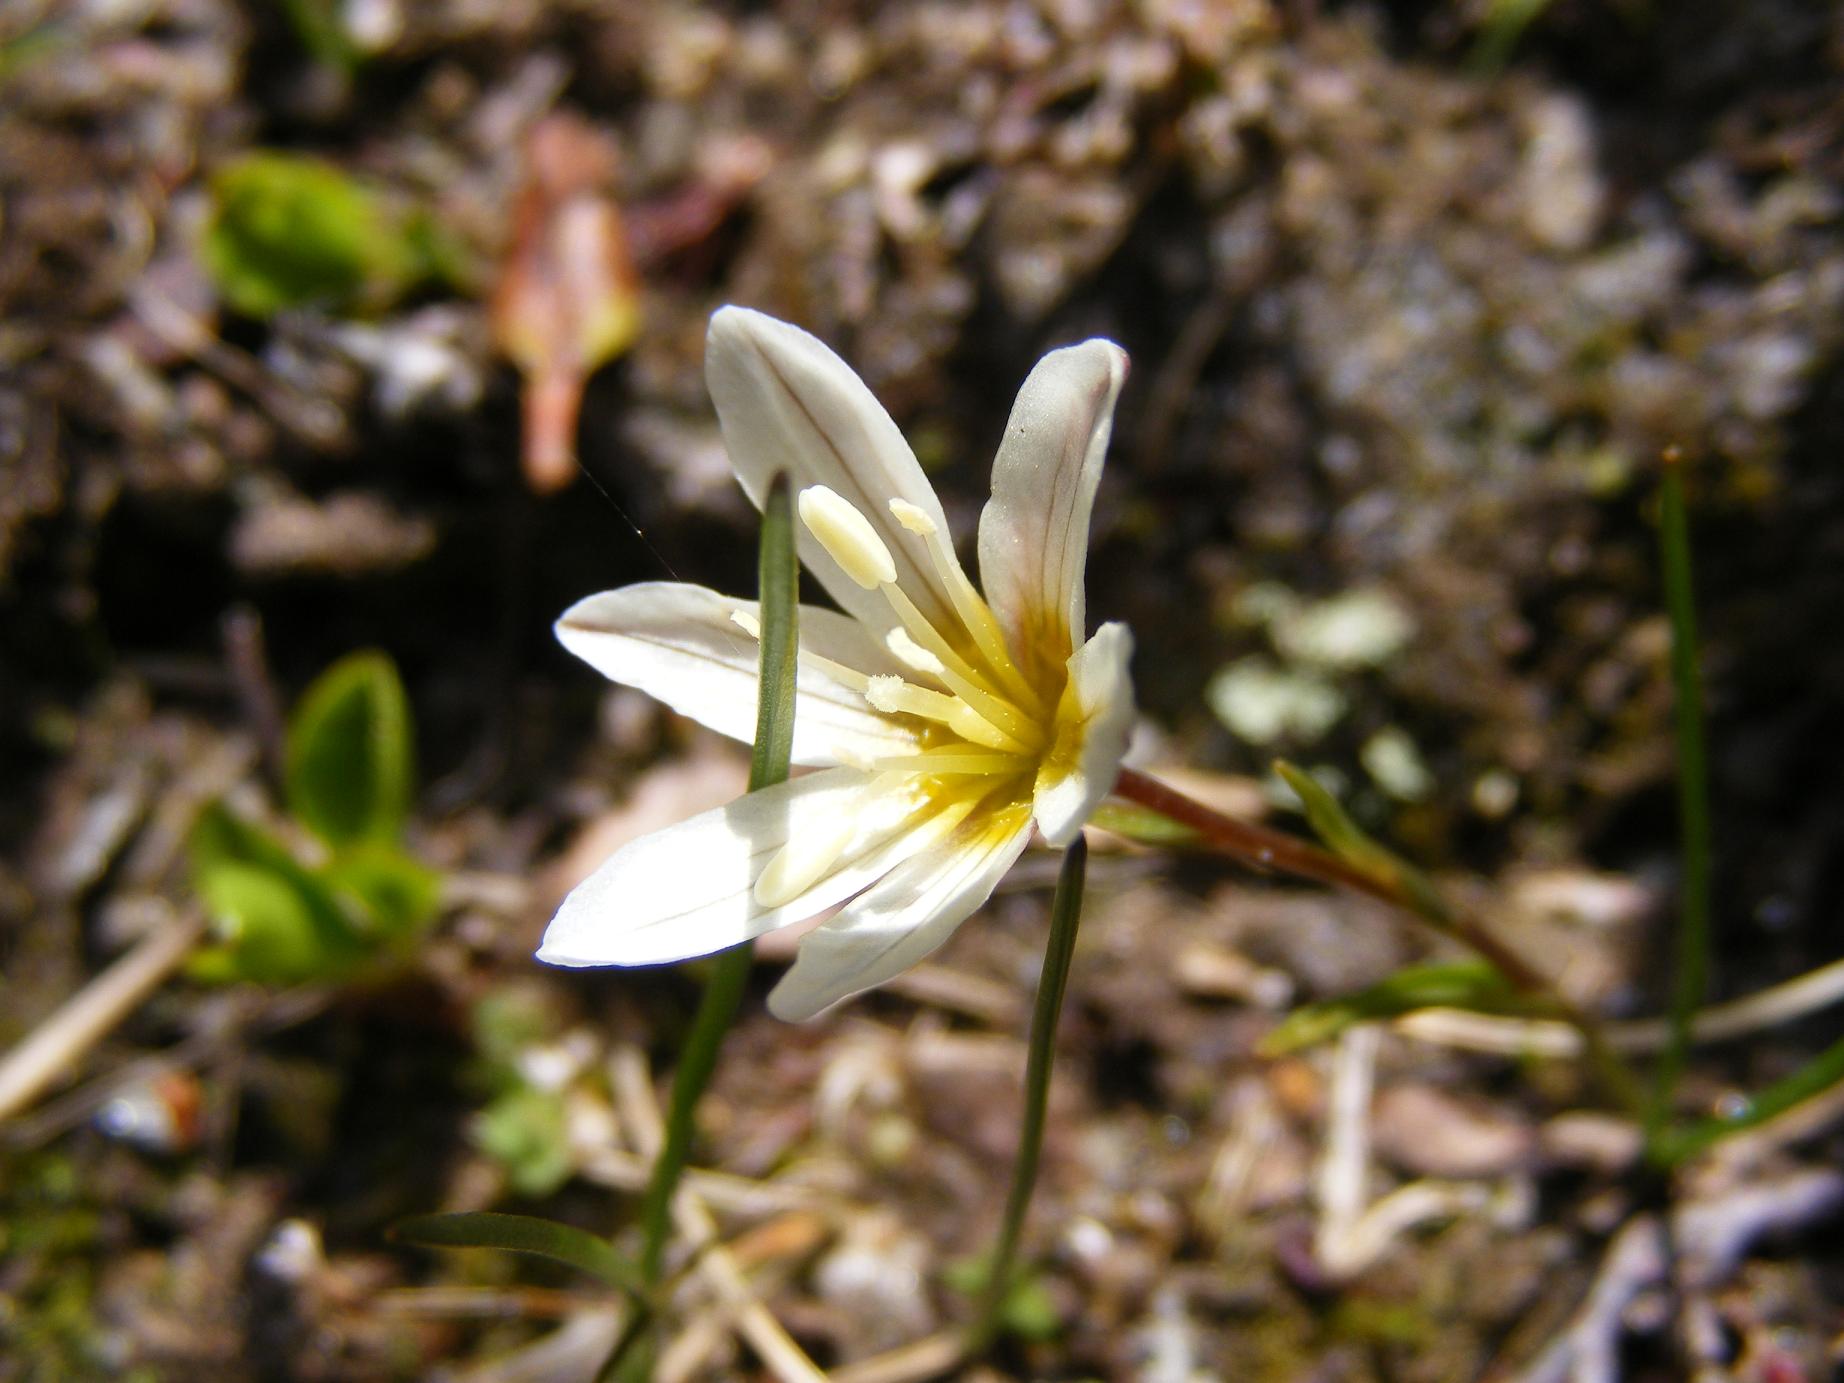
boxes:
[1260,962,1519,1056]
[1469,0,1553,72]
[286,650,415,850]
[191,800,305,880]
[470,985,564,1079]
[188,802,366,984]
[1654,1032,1844,1166]
[279,0,361,75]
[200,155,427,319]
[944,1257,1062,1342]
[1089,800,1200,845]
[190,859,363,985]
[473,1087,574,1198]
[323,844,442,940]
[1274,761,1448,918]
[392,1213,645,1296]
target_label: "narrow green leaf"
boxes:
[1274,762,1448,919]
[391,1213,646,1296]
[1647,456,1713,1156]
[286,650,416,850]
[1088,800,1200,845]
[748,473,799,793]
[1259,962,1519,1057]
[1655,1033,1844,1166]
[632,475,799,1302]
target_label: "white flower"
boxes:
[538,307,1134,1020]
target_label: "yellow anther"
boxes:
[864,675,1029,754]
[799,486,896,590]
[753,815,856,908]
[888,498,939,536]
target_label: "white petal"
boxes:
[976,339,1128,662]
[1033,621,1135,847]
[766,807,1035,1020]
[538,768,937,967]
[705,307,961,638]
[556,583,917,767]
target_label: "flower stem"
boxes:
[1111,768,1646,1115]
[615,476,799,1377]
[971,834,1088,1352]
[636,944,754,1284]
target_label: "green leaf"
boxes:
[1654,1032,1844,1166]
[200,154,423,319]
[1274,761,1448,918]
[278,0,361,75]
[1088,800,1200,845]
[391,1213,645,1296]
[188,802,367,982]
[322,845,442,940]
[190,800,304,880]
[1260,962,1519,1056]
[190,859,364,985]
[748,473,799,793]
[945,1257,1063,1343]
[473,1087,574,1198]
[286,651,416,850]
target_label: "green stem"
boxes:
[636,944,754,1284]
[1647,455,1712,1157]
[971,835,1088,1352]
[616,476,797,1374]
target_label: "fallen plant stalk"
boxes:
[0,905,207,1123]
[1396,953,1844,1058]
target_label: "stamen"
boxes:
[888,500,1041,711]
[800,486,896,590]
[730,604,871,692]
[872,747,1023,776]
[878,585,1040,746]
[864,675,1031,754]
[888,498,938,536]
[885,628,946,678]
[753,814,857,908]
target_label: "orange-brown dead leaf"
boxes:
[491,112,640,494]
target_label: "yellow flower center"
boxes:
[797,485,1065,770]
[741,485,1093,911]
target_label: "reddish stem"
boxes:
[1113,768,1396,904]
[1111,767,1646,1111]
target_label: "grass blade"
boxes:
[392,1212,645,1296]
[1654,1033,1844,1166]
[1647,453,1713,1157]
